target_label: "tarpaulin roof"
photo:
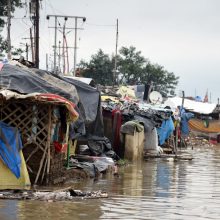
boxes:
[33,70,104,139]
[0,90,79,121]
[0,62,79,104]
[64,76,95,86]
[164,97,217,114]
[55,75,104,139]
[0,61,103,139]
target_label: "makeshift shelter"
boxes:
[0,90,78,185]
[33,72,116,160]
[33,70,105,140]
[164,97,220,138]
[0,62,116,186]
[164,97,217,115]
[0,62,81,186]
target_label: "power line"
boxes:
[46,14,86,75]
[85,22,115,27]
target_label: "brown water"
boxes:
[1,146,220,220]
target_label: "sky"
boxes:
[2,0,220,103]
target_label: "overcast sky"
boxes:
[5,0,220,102]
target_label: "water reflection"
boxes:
[1,146,220,219]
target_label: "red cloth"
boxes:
[35,93,78,121]
[54,141,67,153]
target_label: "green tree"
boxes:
[0,0,23,57]
[141,62,179,96]
[118,46,145,84]
[79,46,179,96]
[79,49,114,85]
[117,46,179,96]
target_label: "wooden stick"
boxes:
[25,145,40,163]
[34,143,48,185]
[66,122,70,168]
[46,105,52,184]
[41,156,48,184]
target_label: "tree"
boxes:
[78,49,114,85]
[141,62,179,96]
[78,46,179,96]
[117,46,179,96]
[0,0,23,57]
[118,46,146,84]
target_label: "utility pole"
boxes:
[22,31,35,62]
[30,28,34,63]
[58,40,61,71]
[54,16,58,73]
[35,0,39,68]
[62,22,66,74]
[46,53,48,71]
[25,43,29,60]
[113,19,119,86]
[73,17,78,76]
[7,0,12,60]
[30,0,40,67]
[47,15,86,75]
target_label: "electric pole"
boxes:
[46,53,48,71]
[22,29,35,62]
[7,0,12,60]
[58,40,61,71]
[30,0,40,67]
[26,43,29,60]
[73,17,78,76]
[30,28,35,63]
[113,19,119,86]
[47,15,86,75]
[35,0,39,68]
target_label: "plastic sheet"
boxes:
[0,122,23,178]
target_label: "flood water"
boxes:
[1,145,220,220]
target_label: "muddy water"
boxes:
[1,146,220,220]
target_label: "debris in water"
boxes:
[0,188,108,201]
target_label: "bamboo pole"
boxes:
[46,105,52,184]
[41,156,48,184]
[34,143,48,185]
[66,122,70,168]
[175,123,179,156]
[34,105,52,185]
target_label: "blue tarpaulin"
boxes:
[180,108,194,136]
[157,117,175,145]
[0,121,23,178]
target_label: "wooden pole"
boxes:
[41,156,48,184]
[66,122,70,168]
[113,19,118,86]
[30,28,35,63]
[46,105,52,184]
[175,123,178,156]
[7,0,12,59]
[34,105,52,185]
[34,143,48,185]
[35,0,39,68]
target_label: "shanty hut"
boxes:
[0,62,80,187]
[165,96,220,141]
